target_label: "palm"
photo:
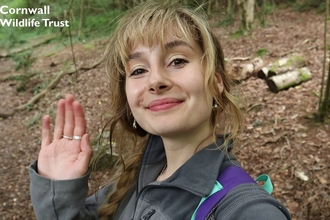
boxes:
[37,94,92,180]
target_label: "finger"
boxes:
[72,101,86,137]
[63,94,75,137]
[80,134,93,163]
[41,115,51,148]
[54,99,65,139]
[77,134,93,175]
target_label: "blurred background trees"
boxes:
[1,0,328,48]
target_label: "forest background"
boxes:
[0,0,329,219]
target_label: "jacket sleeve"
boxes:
[213,184,292,220]
[29,161,102,220]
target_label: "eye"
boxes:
[129,68,147,77]
[169,58,188,67]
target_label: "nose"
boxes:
[148,67,172,93]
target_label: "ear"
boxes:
[215,74,224,94]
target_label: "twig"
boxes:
[280,136,291,159]
[263,132,287,145]
[278,49,298,57]
[247,103,265,112]
[68,0,78,86]
[307,45,318,50]
[229,56,251,61]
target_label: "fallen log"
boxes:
[266,67,312,93]
[258,54,306,79]
[229,57,264,81]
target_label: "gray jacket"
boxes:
[29,135,291,220]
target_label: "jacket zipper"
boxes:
[140,209,156,220]
[131,184,205,219]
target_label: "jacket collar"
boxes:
[137,135,237,197]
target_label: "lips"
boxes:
[148,98,183,111]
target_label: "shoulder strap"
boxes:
[194,166,257,220]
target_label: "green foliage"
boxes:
[25,112,41,129]
[263,3,273,15]
[255,0,276,28]
[9,50,36,92]
[255,48,268,57]
[82,9,122,37]
[0,0,123,96]
[289,0,326,12]
[230,29,245,39]
[0,0,123,52]
[0,28,27,50]
[0,0,28,19]
[216,14,233,27]
[11,50,34,71]
[32,76,47,95]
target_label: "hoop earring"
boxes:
[133,119,137,129]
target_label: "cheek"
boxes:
[188,75,210,100]
[125,84,134,108]
[125,81,144,107]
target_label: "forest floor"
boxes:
[0,7,329,220]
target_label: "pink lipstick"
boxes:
[148,98,182,111]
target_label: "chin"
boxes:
[149,126,189,137]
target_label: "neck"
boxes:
[157,124,215,181]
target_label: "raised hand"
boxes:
[37,94,93,180]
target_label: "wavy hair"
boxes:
[98,1,244,219]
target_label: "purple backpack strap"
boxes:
[195,166,257,220]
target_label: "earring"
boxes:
[213,102,218,110]
[133,119,137,129]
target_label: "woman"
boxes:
[29,2,291,219]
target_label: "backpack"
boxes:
[191,166,273,220]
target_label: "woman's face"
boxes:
[125,35,222,139]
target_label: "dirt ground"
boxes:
[0,7,329,220]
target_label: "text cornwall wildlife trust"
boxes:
[0,5,69,27]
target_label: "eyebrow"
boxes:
[128,40,193,60]
[165,40,193,50]
[128,51,143,60]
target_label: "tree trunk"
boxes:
[266,67,312,93]
[316,0,329,122]
[78,0,84,38]
[237,0,255,30]
[321,59,330,112]
[227,0,232,14]
[258,55,306,79]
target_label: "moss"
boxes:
[284,55,306,67]
[268,55,306,72]
[298,68,312,81]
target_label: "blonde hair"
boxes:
[98,1,244,218]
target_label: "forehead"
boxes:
[129,33,195,53]
[124,13,200,49]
